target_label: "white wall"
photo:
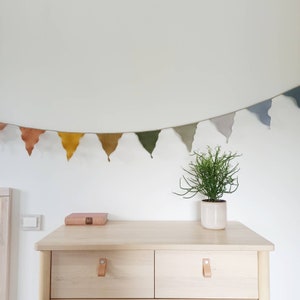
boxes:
[0,95,299,300]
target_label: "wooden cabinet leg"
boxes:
[39,251,51,300]
[258,251,270,300]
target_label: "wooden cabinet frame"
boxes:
[36,221,274,300]
[0,188,12,300]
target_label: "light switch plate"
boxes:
[21,214,42,231]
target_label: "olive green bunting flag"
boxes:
[0,123,7,130]
[247,99,272,127]
[97,133,123,161]
[210,112,235,142]
[20,127,46,155]
[173,123,197,152]
[58,132,84,160]
[283,86,300,108]
[135,130,161,158]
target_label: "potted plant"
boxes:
[176,146,240,229]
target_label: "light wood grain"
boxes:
[51,250,154,298]
[36,221,273,300]
[39,251,51,300]
[258,251,270,300]
[0,188,12,300]
[35,221,274,251]
[155,250,258,299]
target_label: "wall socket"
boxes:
[21,215,42,231]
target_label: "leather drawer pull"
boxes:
[202,258,212,278]
[98,258,107,277]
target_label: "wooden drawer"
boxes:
[155,250,258,299]
[51,250,154,299]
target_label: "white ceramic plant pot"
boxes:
[200,200,227,230]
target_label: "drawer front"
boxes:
[155,250,258,299]
[51,250,154,298]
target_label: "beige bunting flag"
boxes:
[19,127,46,155]
[173,123,197,152]
[210,112,236,142]
[97,133,123,161]
[58,132,84,160]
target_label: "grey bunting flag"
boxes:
[210,112,235,142]
[247,99,272,127]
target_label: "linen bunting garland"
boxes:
[0,86,299,160]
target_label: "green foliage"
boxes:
[177,146,240,201]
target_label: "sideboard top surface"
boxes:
[35,221,274,251]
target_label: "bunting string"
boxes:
[0,86,299,160]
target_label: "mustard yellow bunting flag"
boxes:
[136,130,161,158]
[19,127,45,155]
[58,132,84,160]
[97,133,123,161]
[0,123,7,130]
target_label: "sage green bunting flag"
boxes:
[210,113,235,142]
[136,130,161,158]
[97,133,122,161]
[20,127,45,155]
[173,123,197,152]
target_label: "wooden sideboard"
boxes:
[35,221,274,300]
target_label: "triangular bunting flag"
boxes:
[0,123,7,130]
[58,132,84,160]
[97,133,123,161]
[210,112,236,142]
[20,127,46,155]
[136,130,161,158]
[173,123,197,152]
[247,99,272,127]
[283,86,300,108]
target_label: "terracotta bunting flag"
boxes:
[0,123,7,130]
[283,86,300,108]
[247,99,272,127]
[136,130,161,158]
[210,112,236,142]
[58,132,84,160]
[173,123,197,152]
[97,133,123,161]
[19,127,45,155]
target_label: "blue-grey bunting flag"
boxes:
[173,123,197,152]
[210,112,236,142]
[247,99,272,127]
[283,86,300,108]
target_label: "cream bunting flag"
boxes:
[210,113,236,142]
[20,127,45,155]
[97,133,123,161]
[58,132,84,160]
[173,123,197,152]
